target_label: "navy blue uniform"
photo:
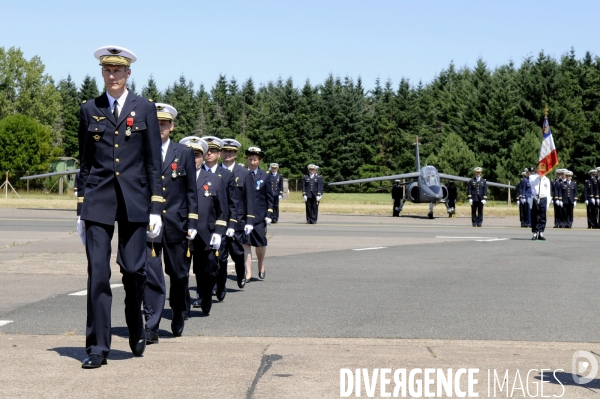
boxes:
[518,176,532,227]
[77,92,162,358]
[248,167,274,246]
[555,179,567,228]
[268,171,284,222]
[192,169,228,315]
[225,163,256,281]
[562,180,577,228]
[143,141,197,334]
[303,174,322,224]
[392,184,403,217]
[584,177,596,228]
[467,177,487,227]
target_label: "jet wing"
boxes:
[20,169,80,180]
[329,172,420,186]
[438,173,515,189]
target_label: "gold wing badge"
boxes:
[92,115,107,122]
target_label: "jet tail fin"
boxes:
[415,136,421,172]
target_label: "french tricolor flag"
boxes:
[537,116,559,176]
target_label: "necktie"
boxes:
[113,100,119,120]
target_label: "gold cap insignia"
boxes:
[93,134,101,141]
[108,48,122,54]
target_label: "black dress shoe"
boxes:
[146,329,159,345]
[237,277,246,289]
[171,311,185,337]
[216,289,226,302]
[201,303,211,316]
[538,233,546,241]
[192,298,202,308]
[129,336,146,357]
[258,270,265,280]
[82,355,107,369]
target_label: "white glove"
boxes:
[76,216,86,246]
[316,195,322,201]
[265,217,272,225]
[303,195,307,202]
[226,228,235,237]
[148,214,162,238]
[469,199,473,205]
[585,200,589,205]
[210,233,221,250]
[187,229,197,240]
[555,200,560,206]
[592,198,596,205]
[279,195,283,200]
[244,224,254,235]
[481,199,486,205]
[574,201,577,207]
[520,198,525,204]
[547,201,551,210]
[559,201,563,207]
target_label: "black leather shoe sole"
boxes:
[192,299,202,308]
[216,290,226,302]
[237,278,246,289]
[146,330,159,345]
[129,337,146,357]
[258,271,265,280]
[82,355,107,369]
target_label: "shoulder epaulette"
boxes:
[149,98,154,102]
[82,100,87,104]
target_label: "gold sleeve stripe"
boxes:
[78,197,84,203]
[230,218,237,223]
[267,208,273,212]
[247,215,255,218]
[216,220,227,226]
[188,213,198,220]
[151,195,164,202]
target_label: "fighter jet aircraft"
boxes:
[329,136,514,218]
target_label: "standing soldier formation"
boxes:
[467,167,487,227]
[585,169,598,228]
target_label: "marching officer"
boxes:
[198,136,236,303]
[220,138,256,288]
[245,147,274,280]
[303,164,322,224]
[519,169,532,227]
[268,163,284,223]
[142,104,197,343]
[530,166,551,240]
[392,179,403,217]
[563,170,577,228]
[584,169,597,228]
[184,137,228,316]
[467,167,487,227]
[76,46,163,368]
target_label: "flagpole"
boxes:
[536,104,549,204]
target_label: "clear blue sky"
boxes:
[3,0,599,92]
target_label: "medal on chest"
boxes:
[171,158,179,179]
[126,117,134,137]
[203,183,210,197]
[256,179,263,190]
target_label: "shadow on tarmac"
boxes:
[49,347,134,361]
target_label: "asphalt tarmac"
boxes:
[1,208,598,342]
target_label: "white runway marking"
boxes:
[69,284,124,296]
[436,236,498,239]
[353,247,387,251]
[0,320,13,327]
[476,238,509,242]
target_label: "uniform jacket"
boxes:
[213,164,237,230]
[268,172,284,198]
[302,174,322,199]
[224,163,256,229]
[518,177,532,199]
[391,184,403,201]
[561,180,578,204]
[249,167,274,222]
[467,177,487,202]
[146,141,197,243]
[195,169,228,248]
[584,178,596,201]
[77,92,162,224]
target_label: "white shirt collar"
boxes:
[221,162,235,172]
[106,89,129,112]
[204,163,218,173]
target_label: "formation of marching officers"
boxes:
[76,46,284,369]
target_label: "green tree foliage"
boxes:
[141,75,162,102]
[0,47,61,128]
[57,75,80,157]
[164,75,197,142]
[79,75,99,101]
[0,114,61,172]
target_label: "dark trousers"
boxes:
[520,200,531,226]
[564,203,574,227]
[228,232,246,281]
[306,197,318,223]
[272,197,280,222]
[393,199,401,217]
[216,235,229,294]
[85,220,147,358]
[531,197,547,233]
[587,203,595,228]
[143,238,191,331]
[553,203,559,227]
[471,201,484,226]
[192,237,218,314]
